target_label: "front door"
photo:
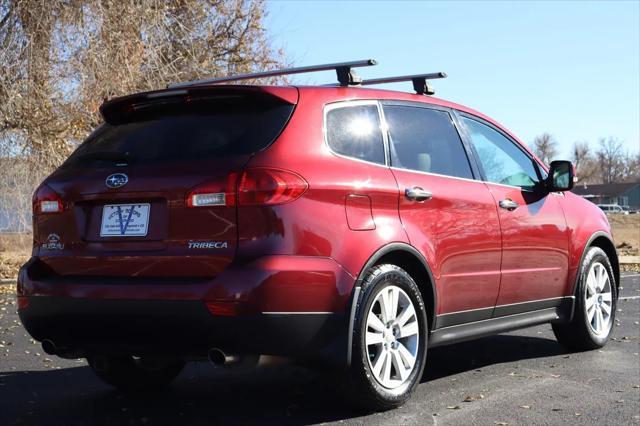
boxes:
[458,114,570,311]
[382,103,502,326]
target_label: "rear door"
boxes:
[457,114,570,311]
[35,88,296,279]
[382,102,502,327]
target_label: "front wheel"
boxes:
[87,355,185,391]
[553,246,617,351]
[349,264,428,411]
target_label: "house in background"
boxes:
[572,181,640,210]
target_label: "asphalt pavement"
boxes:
[1,274,639,425]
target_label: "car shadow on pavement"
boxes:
[424,333,565,381]
[0,334,565,425]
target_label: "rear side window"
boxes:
[326,104,385,164]
[62,94,294,169]
[383,106,473,179]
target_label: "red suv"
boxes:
[18,61,619,410]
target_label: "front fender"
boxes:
[559,193,618,295]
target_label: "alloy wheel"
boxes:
[365,285,420,389]
[585,261,613,336]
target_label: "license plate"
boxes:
[100,203,150,237]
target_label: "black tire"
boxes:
[552,246,617,351]
[87,355,185,391]
[348,264,428,411]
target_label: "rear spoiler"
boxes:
[99,85,298,124]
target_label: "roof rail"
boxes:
[168,59,378,89]
[360,72,447,95]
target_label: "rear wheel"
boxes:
[349,264,428,411]
[87,355,185,391]
[553,247,617,351]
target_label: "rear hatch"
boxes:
[33,86,297,279]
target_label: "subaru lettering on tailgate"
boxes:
[100,203,150,237]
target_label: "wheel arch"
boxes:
[573,231,620,294]
[346,242,436,365]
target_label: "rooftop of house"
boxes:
[572,181,640,197]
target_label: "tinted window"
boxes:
[461,117,540,189]
[384,106,473,179]
[326,105,385,164]
[63,95,294,169]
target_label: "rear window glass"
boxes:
[384,105,473,179]
[326,104,385,165]
[62,95,294,168]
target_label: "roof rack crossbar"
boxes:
[168,59,378,89]
[360,72,447,95]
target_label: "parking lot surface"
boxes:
[1,274,639,425]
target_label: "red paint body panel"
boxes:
[556,191,613,294]
[20,255,354,313]
[486,185,571,305]
[391,170,502,315]
[345,195,375,231]
[235,88,408,280]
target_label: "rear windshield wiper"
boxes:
[74,151,135,165]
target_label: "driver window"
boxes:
[461,116,540,189]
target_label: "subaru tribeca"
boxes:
[17,60,619,410]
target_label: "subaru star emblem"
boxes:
[106,173,128,189]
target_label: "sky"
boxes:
[265,0,640,158]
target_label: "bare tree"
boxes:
[596,137,627,184]
[532,133,558,165]
[0,0,286,232]
[623,151,640,182]
[571,141,598,183]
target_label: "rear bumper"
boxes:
[19,297,347,365]
[16,255,356,366]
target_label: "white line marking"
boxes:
[622,274,640,278]
[619,296,640,301]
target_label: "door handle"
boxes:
[405,187,433,202]
[499,198,519,211]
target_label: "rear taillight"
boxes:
[33,184,64,214]
[237,168,308,206]
[186,173,238,207]
[186,168,307,208]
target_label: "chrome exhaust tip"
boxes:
[207,348,240,366]
[42,339,57,355]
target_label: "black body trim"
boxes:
[429,299,573,348]
[435,297,572,328]
[19,297,348,366]
[492,296,570,317]
[435,306,493,328]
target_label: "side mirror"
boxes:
[547,160,575,192]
